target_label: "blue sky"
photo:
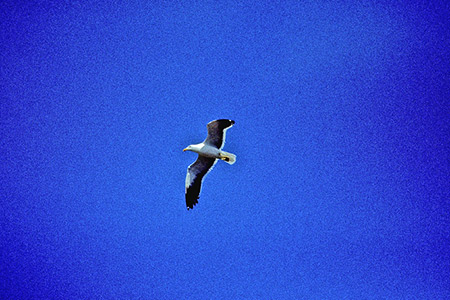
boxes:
[1,1,449,299]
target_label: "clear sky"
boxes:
[1,1,449,299]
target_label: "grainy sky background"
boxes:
[1,1,449,299]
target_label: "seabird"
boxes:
[183,119,236,210]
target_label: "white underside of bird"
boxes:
[184,143,235,161]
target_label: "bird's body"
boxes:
[184,143,221,159]
[183,119,236,210]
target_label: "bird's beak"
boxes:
[183,148,188,152]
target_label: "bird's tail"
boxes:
[219,151,236,165]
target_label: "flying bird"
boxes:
[183,119,236,210]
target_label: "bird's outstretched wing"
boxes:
[185,155,217,209]
[204,119,235,149]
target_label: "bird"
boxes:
[183,119,236,210]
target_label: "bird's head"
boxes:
[183,145,192,152]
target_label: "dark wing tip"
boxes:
[186,181,201,210]
[209,119,235,128]
[186,195,198,210]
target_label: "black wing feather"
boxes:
[185,156,216,209]
[204,119,235,149]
